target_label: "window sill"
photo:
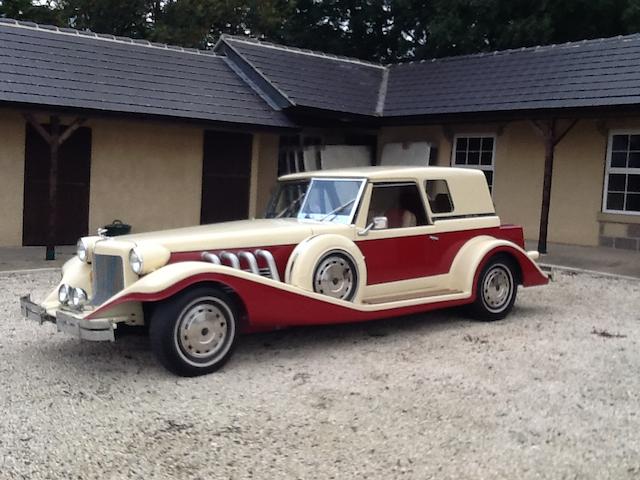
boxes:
[598,212,640,224]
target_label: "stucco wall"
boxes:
[88,119,203,235]
[252,133,280,218]
[0,110,25,246]
[379,120,615,247]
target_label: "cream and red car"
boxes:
[21,166,548,376]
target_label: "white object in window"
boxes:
[380,142,432,166]
[603,132,640,214]
[451,135,496,193]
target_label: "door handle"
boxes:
[429,235,439,241]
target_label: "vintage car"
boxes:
[21,166,548,376]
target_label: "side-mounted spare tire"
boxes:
[285,234,367,303]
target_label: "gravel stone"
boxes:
[0,270,639,479]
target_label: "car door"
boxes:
[355,181,443,285]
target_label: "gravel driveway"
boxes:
[1,270,639,479]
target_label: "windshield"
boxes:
[298,178,365,223]
[265,178,365,224]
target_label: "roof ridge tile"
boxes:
[0,17,217,56]
[221,34,386,69]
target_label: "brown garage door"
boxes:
[200,130,253,224]
[22,124,92,246]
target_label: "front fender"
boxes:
[448,236,548,295]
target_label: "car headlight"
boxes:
[129,248,144,274]
[77,239,88,262]
[70,287,88,308]
[58,284,70,305]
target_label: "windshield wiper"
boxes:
[275,192,305,218]
[319,198,356,222]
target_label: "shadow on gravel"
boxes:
[30,305,547,377]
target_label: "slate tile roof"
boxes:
[385,34,640,116]
[220,36,386,116]
[0,19,294,128]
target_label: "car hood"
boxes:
[94,218,354,254]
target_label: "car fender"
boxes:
[448,236,548,295]
[285,234,367,303]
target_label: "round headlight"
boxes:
[70,287,88,308]
[77,239,88,262]
[129,248,143,275]
[58,284,70,305]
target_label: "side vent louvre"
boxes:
[201,249,280,282]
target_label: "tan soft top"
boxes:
[280,166,495,217]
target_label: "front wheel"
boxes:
[468,255,518,321]
[149,286,239,376]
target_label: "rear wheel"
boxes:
[468,255,518,321]
[150,286,239,376]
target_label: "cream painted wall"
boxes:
[379,120,614,247]
[0,109,25,246]
[88,119,203,235]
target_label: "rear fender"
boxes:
[448,236,548,295]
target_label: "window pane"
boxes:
[611,151,628,168]
[425,180,454,214]
[629,152,640,169]
[368,183,428,227]
[468,151,480,165]
[456,137,467,150]
[628,174,640,193]
[629,135,640,151]
[455,150,466,165]
[612,135,629,151]
[481,151,493,165]
[468,137,481,150]
[608,174,626,192]
[607,192,625,211]
[627,194,640,211]
[481,137,494,151]
[484,171,494,188]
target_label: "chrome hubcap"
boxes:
[177,300,228,360]
[482,265,513,312]
[314,254,355,300]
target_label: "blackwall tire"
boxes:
[312,250,359,302]
[468,255,518,322]
[149,286,239,376]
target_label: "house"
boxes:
[1,18,639,253]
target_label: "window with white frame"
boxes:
[604,133,640,214]
[451,135,496,192]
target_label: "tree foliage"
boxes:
[2,0,640,61]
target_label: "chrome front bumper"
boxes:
[20,295,115,342]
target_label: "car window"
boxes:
[366,183,428,228]
[425,180,454,214]
[298,178,365,223]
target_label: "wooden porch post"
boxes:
[23,114,87,260]
[531,118,578,254]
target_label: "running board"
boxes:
[363,288,464,305]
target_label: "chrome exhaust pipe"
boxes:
[201,251,221,265]
[220,251,240,269]
[238,251,259,275]
[255,249,280,282]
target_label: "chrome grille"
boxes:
[92,254,124,305]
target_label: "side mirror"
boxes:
[358,216,388,236]
[372,216,388,230]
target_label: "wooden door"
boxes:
[200,130,253,224]
[22,124,92,246]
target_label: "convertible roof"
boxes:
[280,166,486,181]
